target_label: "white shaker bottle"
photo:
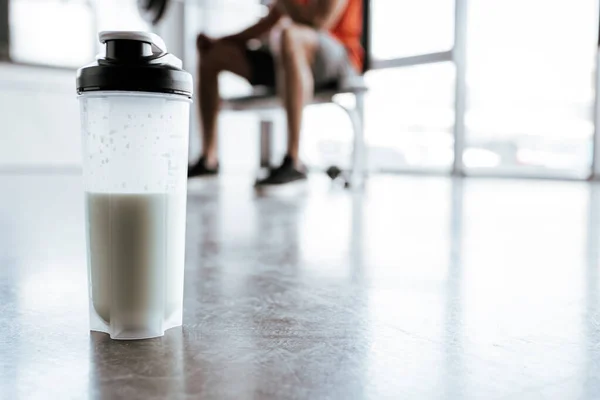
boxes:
[77,32,193,340]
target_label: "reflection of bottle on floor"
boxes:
[90,327,185,397]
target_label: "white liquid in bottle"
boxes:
[85,192,185,329]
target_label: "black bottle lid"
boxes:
[77,31,193,98]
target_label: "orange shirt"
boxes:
[294,0,364,72]
[329,0,363,72]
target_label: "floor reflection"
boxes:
[0,174,89,399]
[0,214,18,400]
[180,183,370,398]
[186,179,224,311]
[90,330,184,399]
[584,184,600,397]
[443,178,465,398]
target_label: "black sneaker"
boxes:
[188,156,219,178]
[255,156,307,187]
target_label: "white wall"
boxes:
[0,63,81,169]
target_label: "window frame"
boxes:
[0,0,8,61]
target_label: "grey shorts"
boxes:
[312,32,358,86]
[246,32,357,89]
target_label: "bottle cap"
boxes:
[77,31,193,97]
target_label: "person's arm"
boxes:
[221,5,283,44]
[277,0,348,30]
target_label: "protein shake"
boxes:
[77,31,192,339]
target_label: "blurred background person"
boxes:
[187,0,363,187]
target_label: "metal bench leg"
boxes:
[259,119,274,171]
[349,92,366,189]
[330,93,367,189]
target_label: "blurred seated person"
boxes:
[188,0,364,187]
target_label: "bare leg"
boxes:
[277,25,319,168]
[197,41,252,167]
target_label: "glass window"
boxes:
[465,0,598,177]
[9,0,148,68]
[302,63,456,172]
[364,63,456,171]
[95,0,149,33]
[9,0,95,67]
[371,0,455,60]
